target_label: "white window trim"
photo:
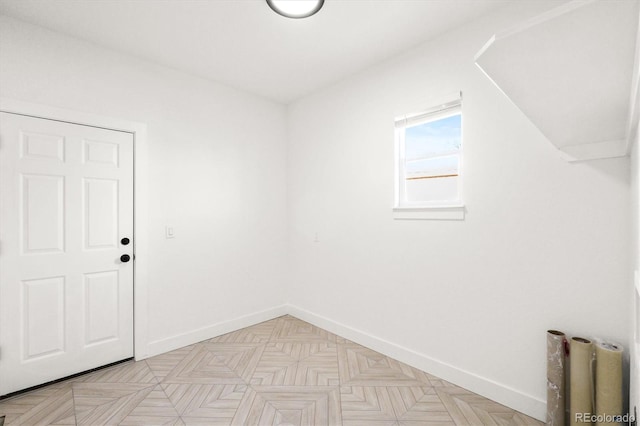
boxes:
[393,93,464,220]
[392,205,465,220]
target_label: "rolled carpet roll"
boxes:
[547,330,567,426]
[570,337,594,426]
[595,341,623,426]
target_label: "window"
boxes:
[394,95,463,219]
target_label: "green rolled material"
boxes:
[570,337,594,426]
[594,341,623,426]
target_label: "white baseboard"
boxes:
[143,305,288,359]
[287,304,546,422]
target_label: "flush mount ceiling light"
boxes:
[266,0,324,19]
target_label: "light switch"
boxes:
[166,226,175,239]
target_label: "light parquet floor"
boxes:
[0,315,542,425]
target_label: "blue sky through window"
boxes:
[404,113,461,178]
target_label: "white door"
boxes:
[0,112,134,396]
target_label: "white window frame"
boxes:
[393,94,464,220]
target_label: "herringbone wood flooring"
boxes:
[0,316,542,425]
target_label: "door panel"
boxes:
[22,276,66,360]
[83,178,119,249]
[21,132,65,161]
[83,139,119,167]
[22,174,65,254]
[0,112,134,395]
[84,270,119,346]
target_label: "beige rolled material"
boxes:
[570,337,594,426]
[595,341,623,426]
[547,330,567,426]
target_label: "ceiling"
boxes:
[475,0,639,160]
[0,0,511,104]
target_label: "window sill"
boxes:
[393,205,465,220]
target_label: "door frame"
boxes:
[0,97,151,362]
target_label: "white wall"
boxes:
[629,5,640,417]
[0,15,288,355]
[631,134,639,419]
[287,1,631,420]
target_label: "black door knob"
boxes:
[120,254,131,263]
[121,237,130,245]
